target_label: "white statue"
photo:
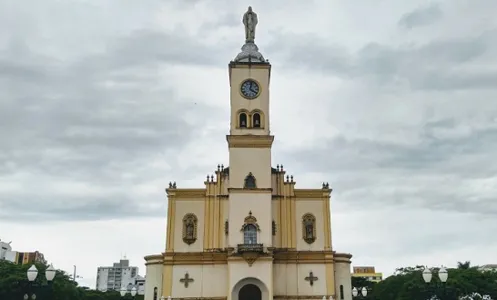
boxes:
[243,6,258,43]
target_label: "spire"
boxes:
[233,6,267,63]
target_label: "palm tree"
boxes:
[457,261,471,269]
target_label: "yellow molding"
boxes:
[229,63,271,69]
[163,251,228,265]
[334,252,352,259]
[169,298,226,300]
[162,265,173,296]
[274,296,330,300]
[326,263,336,296]
[145,250,343,265]
[273,251,335,264]
[294,189,331,198]
[226,135,274,148]
[167,189,206,198]
[144,254,164,266]
[228,188,272,193]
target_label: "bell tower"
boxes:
[227,6,274,248]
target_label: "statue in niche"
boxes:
[305,221,314,239]
[182,213,197,245]
[302,213,316,244]
[244,172,257,189]
[185,219,194,239]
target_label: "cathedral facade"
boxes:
[144,7,353,300]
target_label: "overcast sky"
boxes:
[1,0,497,289]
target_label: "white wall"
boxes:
[145,264,163,300]
[335,262,352,300]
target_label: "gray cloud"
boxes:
[283,117,497,216]
[398,3,443,29]
[2,0,497,288]
[0,24,227,222]
[268,29,496,91]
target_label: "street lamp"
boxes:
[422,266,451,299]
[120,286,137,299]
[352,287,368,298]
[24,264,56,300]
[423,267,448,284]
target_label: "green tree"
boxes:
[0,260,143,300]
[370,263,497,300]
[457,261,472,270]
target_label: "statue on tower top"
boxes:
[243,6,258,43]
[232,6,266,63]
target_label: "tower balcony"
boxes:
[237,243,264,253]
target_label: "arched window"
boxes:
[182,213,198,245]
[244,224,257,244]
[339,285,344,299]
[244,172,257,189]
[239,113,247,128]
[302,213,316,244]
[252,113,261,128]
[153,287,158,300]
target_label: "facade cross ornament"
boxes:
[180,272,194,288]
[305,271,318,286]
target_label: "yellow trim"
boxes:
[239,78,262,100]
[323,195,332,250]
[227,188,272,193]
[226,134,274,148]
[290,196,296,248]
[229,63,271,69]
[167,189,206,199]
[326,262,336,296]
[145,250,346,265]
[294,189,332,198]
[204,193,212,249]
[166,195,176,251]
[162,264,173,296]
[274,296,330,299]
[168,298,225,300]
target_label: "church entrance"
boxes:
[239,284,262,300]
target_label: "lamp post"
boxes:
[120,286,137,299]
[24,264,56,300]
[422,266,450,300]
[352,287,368,298]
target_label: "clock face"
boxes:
[240,79,260,99]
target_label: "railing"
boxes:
[237,244,264,253]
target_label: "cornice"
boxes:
[226,135,274,148]
[228,188,272,193]
[294,189,331,198]
[166,189,206,198]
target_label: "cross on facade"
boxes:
[305,271,318,286]
[180,272,194,288]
